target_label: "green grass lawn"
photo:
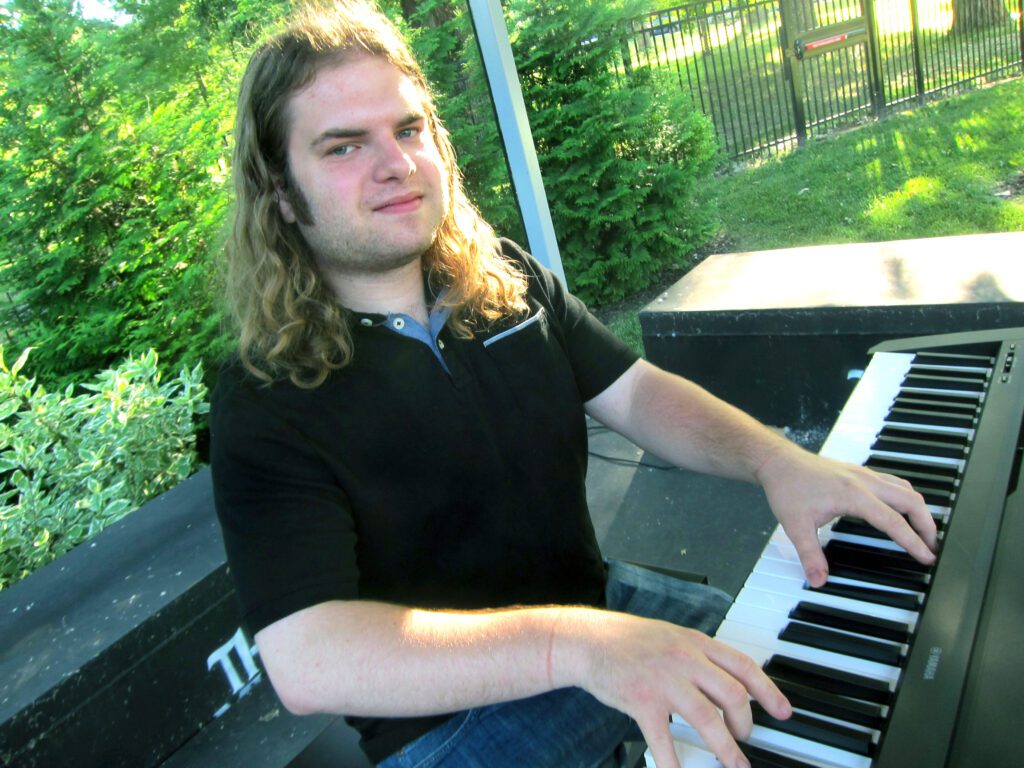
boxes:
[712,77,1024,250]
[604,77,1024,352]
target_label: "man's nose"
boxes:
[373,137,415,182]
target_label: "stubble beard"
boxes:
[303,223,434,277]
[289,177,444,278]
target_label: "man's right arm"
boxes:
[255,600,790,768]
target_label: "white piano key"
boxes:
[753,554,811,582]
[748,556,924,610]
[747,723,874,768]
[827,530,909,553]
[819,354,914,461]
[644,740,724,768]
[666,717,873,768]
[723,602,907,655]
[736,577,919,628]
[714,622,902,686]
[752,544,927,604]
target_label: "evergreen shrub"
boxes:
[407,0,720,306]
[510,0,720,305]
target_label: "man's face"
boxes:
[278,53,448,277]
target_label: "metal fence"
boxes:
[618,0,1024,159]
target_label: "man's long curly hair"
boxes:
[226,0,528,388]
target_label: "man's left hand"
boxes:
[756,446,938,587]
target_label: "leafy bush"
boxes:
[0,347,209,590]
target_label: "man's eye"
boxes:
[398,127,420,140]
[329,144,354,156]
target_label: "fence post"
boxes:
[777,0,808,146]
[910,0,926,103]
[861,0,888,115]
[1019,0,1024,76]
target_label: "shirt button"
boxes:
[437,339,445,350]
[359,318,373,327]
[393,318,405,330]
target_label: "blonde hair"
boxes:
[226,0,528,388]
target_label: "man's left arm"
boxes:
[585,359,937,587]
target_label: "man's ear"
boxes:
[273,175,297,224]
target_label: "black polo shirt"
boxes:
[209,240,639,762]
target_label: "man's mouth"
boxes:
[373,193,423,213]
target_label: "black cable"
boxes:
[586,422,676,470]
[586,449,677,470]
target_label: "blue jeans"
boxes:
[376,560,732,768]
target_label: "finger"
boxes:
[635,712,682,768]
[783,521,829,587]
[868,472,938,551]
[705,641,792,722]
[670,695,749,768]
[855,495,937,566]
[697,668,754,741]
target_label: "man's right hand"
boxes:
[553,609,792,768]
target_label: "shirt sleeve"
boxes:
[501,239,641,401]
[209,364,360,635]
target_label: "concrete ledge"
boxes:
[641,232,1024,430]
[0,469,368,767]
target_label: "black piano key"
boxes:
[912,351,994,367]
[871,429,969,460]
[832,515,946,540]
[772,678,887,729]
[877,425,970,447]
[780,621,905,667]
[862,464,956,506]
[893,391,980,408]
[903,373,986,393]
[895,390,981,408]
[864,456,958,481]
[824,541,931,591]
[887,406,976,429]
[764,655,894,705]
[864,457,959,485]
[789,601,912,644]
[826,561,930,592]
[811,580,923,611]
[908,363,990,381]
[742,743,818,768]
[751,701,877,757]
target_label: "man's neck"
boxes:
[324,257,429,326]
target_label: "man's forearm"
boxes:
[587,359,800,484]
[257,596,789,768]
[256,599,582,718]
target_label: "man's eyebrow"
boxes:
[310,113,427,149]
[397,112,426,128]
[311,127,366,148]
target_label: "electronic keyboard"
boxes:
[650,328,1024,768]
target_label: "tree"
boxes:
[506,0,718,304]
[0,0,246,389]
[952,0,1010,34]
[401,0,719,305]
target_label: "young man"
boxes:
[210,3,937,767]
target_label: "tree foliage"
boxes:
[0,0,255,389]
[508,0,718,303]
[0,0,718,391]
[405,0,719,304]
